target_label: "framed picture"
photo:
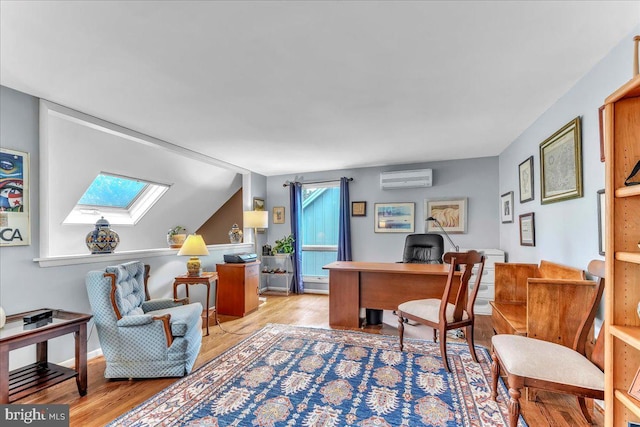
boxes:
[518,156,534,203]
[273,206,285,224]
[501,192,514,223]
[597,189,605,255]
[629,367,640,401]
[253,197,266,233]
[540,117,583,204]
[351,201,366,217]
[0,148,30,246]
[519,212,535,246]
[425,198,467,234]
[374,202,414,233]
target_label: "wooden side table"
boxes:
[0,308,92,403]
[173,272,218,336]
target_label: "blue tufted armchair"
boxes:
[85,261,203,378]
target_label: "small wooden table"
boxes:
[0,308,92,403]
[173,272,218,336]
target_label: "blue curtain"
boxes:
[289,182,304,294]
[337,177,352,261]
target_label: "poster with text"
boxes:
[0,148,30,246]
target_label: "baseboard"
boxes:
[303,289,328,295]
[58,348,104,368]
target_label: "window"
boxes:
[63,172,170,225]
[301,183,340,283]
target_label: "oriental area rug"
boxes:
[107,324,526,427]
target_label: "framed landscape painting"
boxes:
[374,202,414,233]
[425,198,467,233]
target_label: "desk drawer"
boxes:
[474,297,493,315]
[469,268,495,285]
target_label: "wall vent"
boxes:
[380,169,433,190]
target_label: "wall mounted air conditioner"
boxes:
[380,169,433,190]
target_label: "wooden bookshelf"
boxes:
[604,70,640,426]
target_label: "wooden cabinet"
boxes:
[604,72,640,426]
[216,262,260,317]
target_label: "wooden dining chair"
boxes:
[490,259,605,427]
[397,250,485,372]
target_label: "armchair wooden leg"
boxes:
[508,387,521,427]
[433,328,438,343]
[577,397,593,424]
[491,351,499,401]
[398,313,405,351]
[439,326,450,372]
[465,324,478,363]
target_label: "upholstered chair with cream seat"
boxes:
[86,261,203,378]
[398,250,485,372]
[490,259,605,427]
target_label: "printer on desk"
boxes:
[223,253,257,263]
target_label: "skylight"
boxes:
[63,173,170,225]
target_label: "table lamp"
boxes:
[177,234,210,276]
[243,210,268,254]
[426,216,459,251]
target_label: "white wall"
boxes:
[498,26,639,269]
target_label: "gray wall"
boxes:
[0,86,253,369]
[498,26,639,270]
[265,156,501,264]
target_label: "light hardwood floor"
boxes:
[18,294,603,426]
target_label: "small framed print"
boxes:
[519,212,535,246]
[273,206,285,224]
[501,191,514,223]
[351,201,366,217]
[629,367,640,401]
[518,156,534,203]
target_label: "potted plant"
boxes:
[167,226,187,248]
[272,234,294,255]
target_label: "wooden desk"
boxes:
[0,308,92,403]
[173,272,218,336]
[323,261,460,328]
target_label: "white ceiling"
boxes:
[1,1,639,177]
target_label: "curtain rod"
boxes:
[282,177,353,187]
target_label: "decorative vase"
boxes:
[0,306,5,328]
[86,216,120,254]
[229,224,243,243]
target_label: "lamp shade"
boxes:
[177,234,210,256]
[243,210,268,229]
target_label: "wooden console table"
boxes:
[0,308,92,403]
[323,261,461,328]
[173,272,218,336]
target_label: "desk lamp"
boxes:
[177,234,210,276]
[426,216,460,251]
[243,210,268,254]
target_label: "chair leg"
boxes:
[508,387,522,427]
[439,326,450,372]
[490,351,500,401]
[465,324,479,363]
[398,314,405,351]
[577,397,593,424]
[433,327,438,343]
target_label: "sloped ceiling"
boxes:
[1,1,639,177]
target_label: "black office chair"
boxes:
[402,233,445,264]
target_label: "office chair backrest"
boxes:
[402,233,444,264]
